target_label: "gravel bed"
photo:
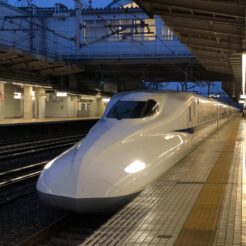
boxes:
[0,192,66,245]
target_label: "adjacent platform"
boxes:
[0,118,99,144]
[0,117,99,126]
[82,117,245,246]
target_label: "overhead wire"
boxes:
[78,0,196,81]
[0,15,75,57]
[78,0,151,52]
[112,1,201,83]
[1,8,75,42]
[1,1,202,83]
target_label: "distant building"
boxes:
[0,0,191,58]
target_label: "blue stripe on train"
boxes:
[175,128,194,134]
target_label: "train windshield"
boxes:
[107,99,158,119]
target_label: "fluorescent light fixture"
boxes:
[239,100,245,104]
[12,82,53,89]
[56,91,68,97]
[240,94,246,99]
[14,92,22,99]
[124,160,146,174]
[32,91,35,101]
[102,98,110,103]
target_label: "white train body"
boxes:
[37,91,237,212]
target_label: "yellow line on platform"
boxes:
[174,119,240,246]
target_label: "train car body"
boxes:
[37,91,238,212]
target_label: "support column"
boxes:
[36,88,46,119]
[241,9,246,96]
[23,85,33,119]
[96,96,103,117]
[0,82,4,120]
[74,96,78,118]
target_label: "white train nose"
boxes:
[37,172,122,198]
[37,176,129,212]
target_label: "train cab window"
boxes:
[107,99,158,119]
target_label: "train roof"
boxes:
[115,90,237,109]
[116,90,204,101]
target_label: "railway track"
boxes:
[0,134,86,206]
[0,161,46,190]
[0,134,85,174]
[0,131,120,246]
[0,161,47,206]
[0,134,84,162]
[20,212,115,246]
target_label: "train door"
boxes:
[217,104,220,128]
[188,103,193,134]
[188,100,196,135]
[192,100,197,126]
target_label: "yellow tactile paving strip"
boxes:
[174,120,240,246]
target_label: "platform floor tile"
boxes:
[82,118,244,246]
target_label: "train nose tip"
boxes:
[36,175,124,212]
[37,173,122,197]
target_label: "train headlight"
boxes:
[125,160,146,174]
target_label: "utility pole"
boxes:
[74,0,82,51]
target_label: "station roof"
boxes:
[136,0,245,96]
[0,44,83,83]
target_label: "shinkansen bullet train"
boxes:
[37,91,238,212]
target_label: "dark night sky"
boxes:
[8,0,112,8]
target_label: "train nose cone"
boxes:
[36,144,122,197]
[36,146,123,212]
[37,175,122,212]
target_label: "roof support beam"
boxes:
[164,17,242,38]
[151,11,243,26]
[197,57,230,67]
[173,26,242,40]
[178,36,241,51]
[148,0,244,18]
[203,64,232,74]
[190,49,229,60]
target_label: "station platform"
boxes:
[0,117,100,126]
[82,117,245,246]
